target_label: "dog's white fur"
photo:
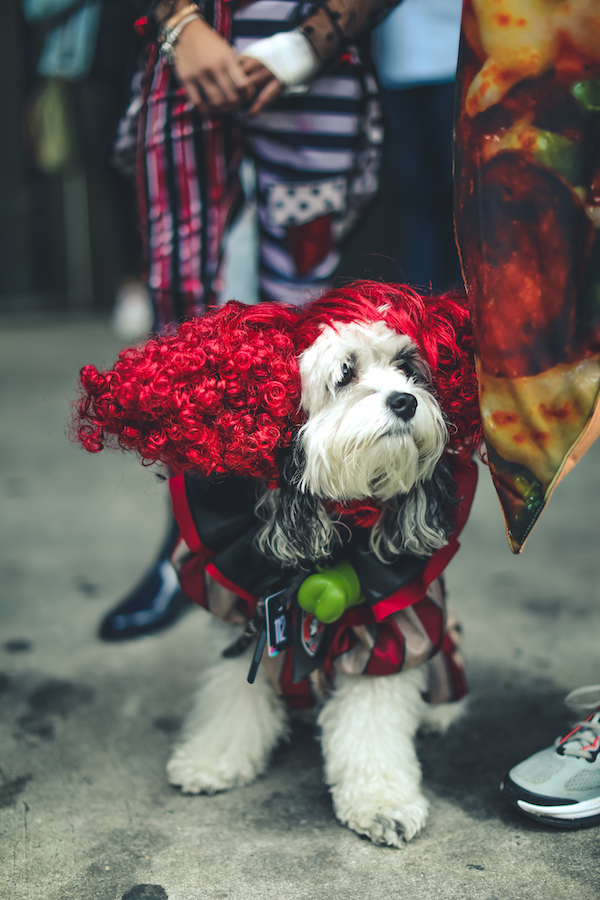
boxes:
[168,320,464,845]
[255,321,451,566]
[298,321,447,502]
[167,648,289,794]
[168,633,465,845]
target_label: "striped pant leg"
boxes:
[232,3,383,305]
[138,49,243,331]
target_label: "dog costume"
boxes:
[76,282,481,707]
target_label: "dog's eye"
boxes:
[337,362,354,387]
[393,351,428,383]
[394,358,417,380]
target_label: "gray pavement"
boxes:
[1,316,599,900]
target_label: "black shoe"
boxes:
[99,524,192,640]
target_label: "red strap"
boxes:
[169,474,203,553]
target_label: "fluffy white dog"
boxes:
[164,307,477,845]
[75,284,481,845]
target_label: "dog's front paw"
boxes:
[167,744,262,795]
[333,790,429,846]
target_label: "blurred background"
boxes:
[2,0,144,316]
[0,0,462,320]
[3,5,600,897]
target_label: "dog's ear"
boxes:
[371,458,457,560]
[254,440,342,568]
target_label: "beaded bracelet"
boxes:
[158,6,203,65]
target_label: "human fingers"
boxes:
[238,56,274,89]
[197,71,238,112]
[226,58,257,102]
[182,78,209,114]
[212,72,239,108]
[247,78,283,116]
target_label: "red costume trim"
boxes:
[169,474,204,553]
[280,650,315,709]
[177,552,208,611]
[411,594,446,658]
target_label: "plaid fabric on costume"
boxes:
[169,457,477,709]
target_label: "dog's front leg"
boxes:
[318,667,429,845]
[167,647,289,795]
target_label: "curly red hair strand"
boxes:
[74,302,303,480]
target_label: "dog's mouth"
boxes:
[379,421,414,439]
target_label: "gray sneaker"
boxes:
[501,685,600,828]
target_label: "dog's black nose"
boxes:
[387,391,417,421]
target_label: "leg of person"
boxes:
[68,73,142,313]
[501,685,600,828]
[420,81,462,291]
[139,49,244,329]
[99,517,190,640]
[108,66,155,338]
[99,46,243,639]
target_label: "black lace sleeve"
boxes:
[297,0,402,64]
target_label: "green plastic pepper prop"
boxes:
[297,560,363,623]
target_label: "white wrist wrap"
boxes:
[242,30,320,90]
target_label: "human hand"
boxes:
[173,17,256,114]
[238,56,284,115]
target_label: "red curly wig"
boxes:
[75,302,303,481]
[74,283,481,482]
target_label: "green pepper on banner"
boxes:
[454,0,600,552]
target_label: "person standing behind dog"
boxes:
[371,0,463,293]
[138,0,391,327]
[98,0,399,639]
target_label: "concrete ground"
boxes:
[1,315,599,900]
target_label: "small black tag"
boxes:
[247,626,267,684]
[265,589,293,657]
[245,574,308,685]
[291,608,327,684]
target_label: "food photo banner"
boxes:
[454,0,600,551]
